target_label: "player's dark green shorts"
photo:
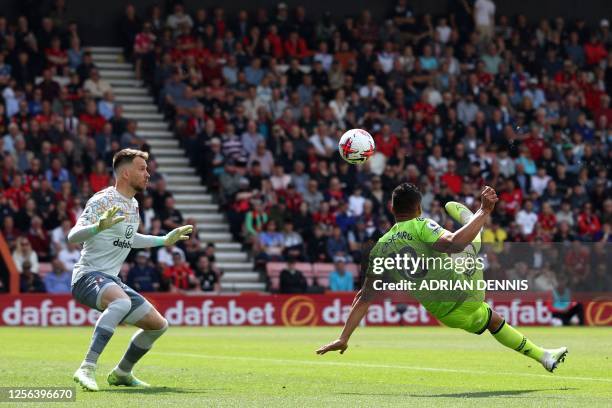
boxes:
[437,301,492,334]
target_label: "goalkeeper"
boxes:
[317,183,568,373]
[68,149,193,391]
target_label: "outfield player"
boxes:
[68,149,193,391]
[317,183,568,373]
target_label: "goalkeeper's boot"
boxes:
[73,363,99,391]
[107,369,151,387]
[444,201,481,253]
[541,347,568,373]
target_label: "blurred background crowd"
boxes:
[0,1,610,300]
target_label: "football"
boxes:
[338,129,376,164]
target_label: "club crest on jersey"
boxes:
[125,225,134,239]
[427,220,440,232]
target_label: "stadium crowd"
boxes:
[0,1,611,296]
[0,3,222,294]
[135,2,611,290]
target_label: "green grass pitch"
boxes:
[0,326,610,407]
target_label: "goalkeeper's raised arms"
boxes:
[67,201,194,247]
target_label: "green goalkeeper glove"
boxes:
[164,225,194,246]
[96,206,125,232]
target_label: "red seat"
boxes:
[267,262,360,291]
[312,263,359,278]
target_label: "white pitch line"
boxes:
[159,352,612,384]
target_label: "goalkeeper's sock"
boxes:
[491,320,545,363]
[82,298,131,367]
[116,321,168,373]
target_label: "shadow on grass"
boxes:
[341,388,577,399]
[99,386,214,395]
[416,388,577,398]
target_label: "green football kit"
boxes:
[366,216,491,334]
[359,201,568,372]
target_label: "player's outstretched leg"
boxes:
[74,286,132,391]
[108,308,168,387]
[444,201,481,252]
[488,311,568,372]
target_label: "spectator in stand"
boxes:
[43,258,71,293]
[194,254,221,292]
[163,251,198,292]
[516,200,538,238]
[50,219,72,254]
[150,178,172,214]
[159,196,184,232]
[166,3,193,32]
[58,241,81,271]
[45,157,70,192]
[555,201,575,228]
[577,202,602,240]
[326,226,350,261]
[26,215,51,262]
[38,69,61,101]
[133,21,156,81]
[473,0,496,42]
[279,258,308,293]
[127,251,160,292]
[120,119,146,149]
[537,202,557,239]
[282,220,304,260]
[241,120,265,157]
[67,36,84,70]
[441,160,463,195]
[550,277,585,326]
[45,36,68,76]
[244,200,268,244]
[12,236,39,274]
[88,159,110,192]
[427,145,448,176]
[584,33,608,67]
[284,31,310,62]
[20,260,45,293]
[97,90,115,120]
[329,256,354,291]
[83,69,112,99]
[256,220,284,261]
[482,218,507,253]
[204,243,217,263]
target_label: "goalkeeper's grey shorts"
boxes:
[71,271,152,325]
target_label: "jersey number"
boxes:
[396,246,428,280]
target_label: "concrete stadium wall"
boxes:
[0,0,609,46]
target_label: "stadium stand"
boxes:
[1,1,611,295]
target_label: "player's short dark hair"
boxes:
[112,148,149,172]
[391,183,422,214]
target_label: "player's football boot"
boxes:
[541,347,568,373]
[445,201,474,225]
[107,370,151,387]
[444,201,481,253]
[73,364,99,391]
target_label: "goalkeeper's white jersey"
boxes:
[71,187,140,285]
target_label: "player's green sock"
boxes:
[491,320,544,362]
